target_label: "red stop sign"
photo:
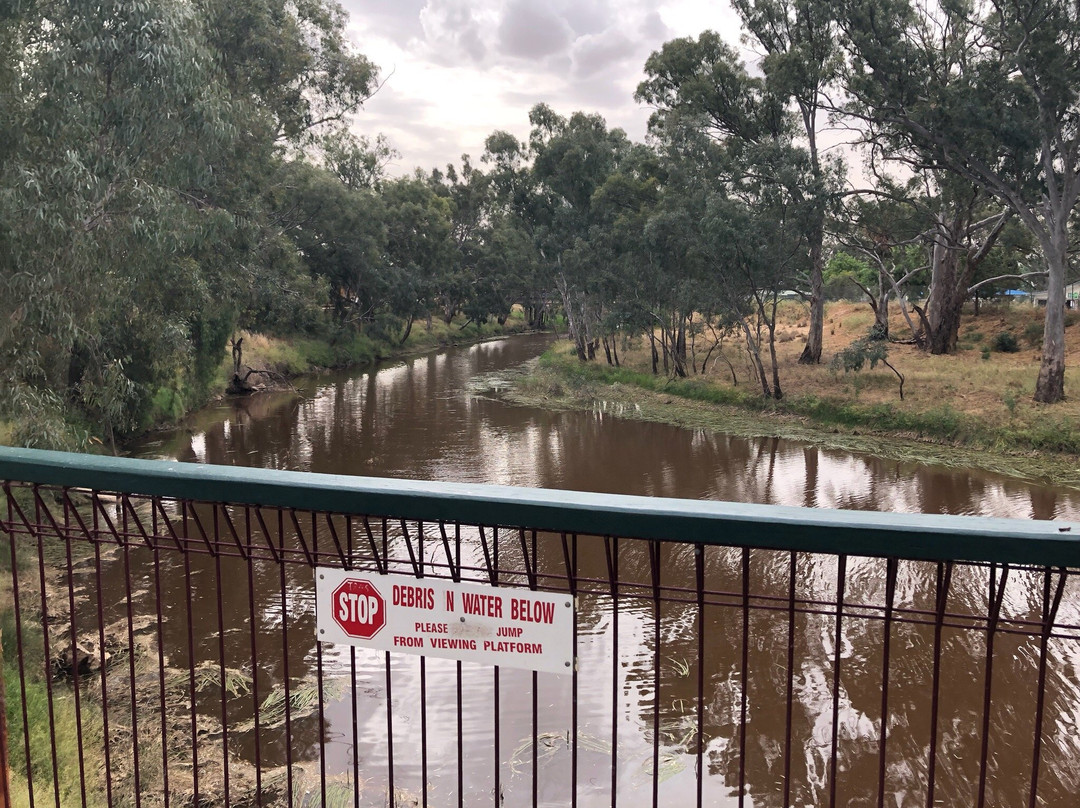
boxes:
[330,579,386,639]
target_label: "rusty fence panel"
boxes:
[1,448,1079,807]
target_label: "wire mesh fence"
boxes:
[2,451,1080,807]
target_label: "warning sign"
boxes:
[316,569,574,675]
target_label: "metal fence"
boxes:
[1,447,1080,808]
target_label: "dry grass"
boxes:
[776,301,1080,436]
[520,299,1080,485]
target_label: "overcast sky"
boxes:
[340,0,746,175]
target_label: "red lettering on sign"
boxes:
[482,640,542,654]
[461,592,503,617]
[511,598,555,624]
[392,584,435,610]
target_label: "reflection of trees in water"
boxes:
[73,501,1080,804]
[605,541,1080,807]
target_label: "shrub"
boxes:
[991,332,1020,352]
[1023,321,1044,346]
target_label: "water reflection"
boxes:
[122,333,1080,805]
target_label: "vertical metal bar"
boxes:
[419,522,429,808]
[383,518,395,807]
[216,507,233,805]
[5,484,37,808]
[278,509,294,808]
[92,494,115,808]
[738,547,750,807]
[244,508,264,807]
[455,522,463,808]
[648,541,660,808]
[120,496,143,808]
[493,527,501,807]
[605,536,619,808]
[1028,568,1066,808]
[149,497,171,808]
[312,513,327,808]
[347,517,359,808]
[0,605,10,808]
[827,555,848,808]
[58,491,89,808]
[695,544,705,808]
[927,561,954,808]
[563,532,580,808]
[976,563,1009,808]
[350,643,359,808]
[877,558,898,808]
[182,501,200,806]
[531,529,539,808]
[783,551,797,808]
[29,489,62,808]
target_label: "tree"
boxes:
[527,104,631,361]
[638,34,815,398]
[732,0,843,364]
[0,0,237,448]
[838,0,1080,402]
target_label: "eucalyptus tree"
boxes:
[380,175,455,344]
[0,0,238,448]
[704,142,815,400]
[274,160,388,328]
[731,0,844,364]
[637,34,815,397]
[482,130,551,327]
[0,0,382,448]
[429,157,494,325]
[831,191,929,341]
[527,104,632,361]
[638,27,844,365]
[838,0,1080,402]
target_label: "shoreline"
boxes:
[503,347,1080,492]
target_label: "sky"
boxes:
[340,0,746,175]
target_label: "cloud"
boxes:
[342,0,747,174]
[418,0,494,64]
[570,29,637,79]
[496,0,575,60]
[341,0,427,42]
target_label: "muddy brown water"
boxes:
[110,333,1080,806]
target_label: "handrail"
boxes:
[1,446,1078,565]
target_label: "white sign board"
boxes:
[315,568,575,675]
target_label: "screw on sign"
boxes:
[331,579,386,639]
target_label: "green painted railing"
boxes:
[1,446,1077,566]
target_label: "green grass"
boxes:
[527,347,1080,469]
[2,606,106,808]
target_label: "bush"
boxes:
[991,332,1020,352]
[1023,321,1044,346]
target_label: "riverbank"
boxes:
[507,302,1080,490]
[221,313,539,394]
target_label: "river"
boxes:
[118,332,1080,806]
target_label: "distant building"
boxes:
[1032,281,1080,308]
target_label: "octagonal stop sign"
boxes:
[330,578,386,639]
